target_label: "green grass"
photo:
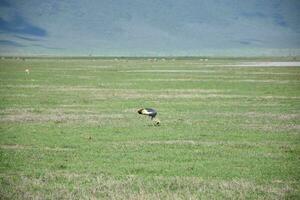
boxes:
[0,57,300,199]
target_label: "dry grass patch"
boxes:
[244,124,300,133]
[0,108,124,123]
[0,173,296,200]
[130,77,299,84]
[0,144,74,151]
[229,61,300,67]
[210,112,300,120]
[113,140,296,149]
[0,113,124,123]
[227,79,300,84]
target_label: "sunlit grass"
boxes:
[0,57,300,199]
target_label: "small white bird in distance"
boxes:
[25,69,30,74]
[138,108,160,126]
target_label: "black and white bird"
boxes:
[138,108,160,125]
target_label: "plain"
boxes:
[0,57,299,199]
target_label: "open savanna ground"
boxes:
[0,57,300,199]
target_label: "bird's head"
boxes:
[137,108,143,114]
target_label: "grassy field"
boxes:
[0,57,299,199]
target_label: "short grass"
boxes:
[0,57,299,199]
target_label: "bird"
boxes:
[137,108,160,125]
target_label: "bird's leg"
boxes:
[152,117,160,126]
